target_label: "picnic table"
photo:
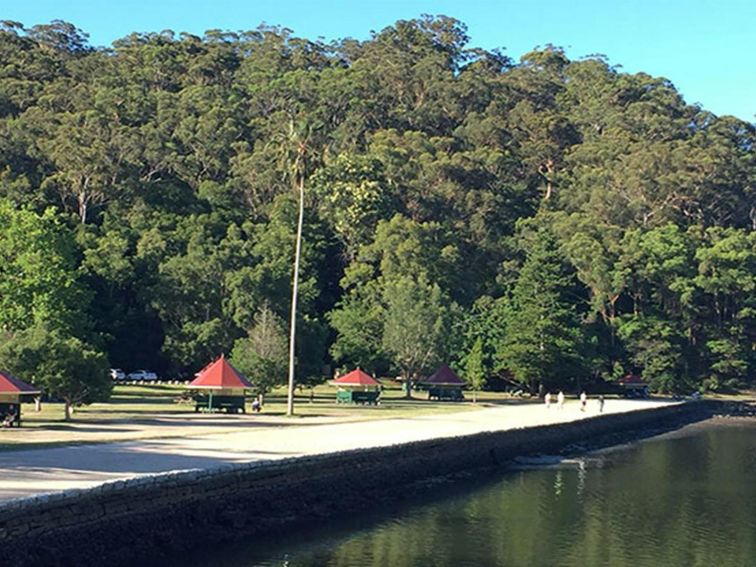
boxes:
[428,387,465,402]
[193,395,246,413]
[336,390,380,405]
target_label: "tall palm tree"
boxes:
[272,117,322,416]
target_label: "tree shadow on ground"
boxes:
[0,441,300,475]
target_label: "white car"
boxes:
[127,370,158,381]
[109,368,126,381]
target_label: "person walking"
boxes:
[545,392,552,409]
[557,390,565,410]
[598,395,605,413]
[580,391,587,412]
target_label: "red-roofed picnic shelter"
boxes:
[618,373,650,398]
[332,368,381,405]
[0,371,40,427]
[420,364,465,401]
[333,368,380,387]
[187,355,252,413]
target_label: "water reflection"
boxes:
[554,469,564,497]
[577,458,586,496]
[173,422,756,567]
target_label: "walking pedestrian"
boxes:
[580,391,587,412]
[557,390,565,410]
[545,392,552,409]
[598,395,605,413]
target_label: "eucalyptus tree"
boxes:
[38,106,137,224]
[310,153,391,259]
[382,276,448,397]
[694,227,755,389]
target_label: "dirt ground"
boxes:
[0,398,676,502]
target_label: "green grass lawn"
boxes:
[14,383,190,425]
[12,382,752,430]
[80,382,530,420]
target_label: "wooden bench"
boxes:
[193,395,246,413]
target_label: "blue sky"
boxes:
[5,0,755,122]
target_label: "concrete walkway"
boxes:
[0,399,675,502]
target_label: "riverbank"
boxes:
[1,399,728,567]
[175,413,755,567]
[557,399,755,456]
[0,397,672,501]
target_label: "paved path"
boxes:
[0,399,674,502]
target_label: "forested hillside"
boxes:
[0,16,753,394]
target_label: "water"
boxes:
[178,421,756,567]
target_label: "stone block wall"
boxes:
[0,401,714,567]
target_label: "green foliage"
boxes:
[382,277,448,384]
[0,324,110,419]
[456,295,505,384]
[147,215,241,371]
[694,227,755,389]
[0,17,751,394]
[328,282,387,372]
[705,335,749,390]
[358,214,462,298]
[230,303,287,395]
[310,154,390,257]
[0,202,88,334]
[617,315,689,394]
[464,336,486,401]
[496,224,586,391]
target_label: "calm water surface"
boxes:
[178,421,756,567]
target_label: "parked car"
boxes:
[109,368,126,381]
[127,370,158,381]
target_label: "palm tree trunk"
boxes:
[287,176,305,416]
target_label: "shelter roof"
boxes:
[618,373,648,386]
[332,368,380,386]
[421,364,465,386]
[0,371,41,394]
[188,355,253,389]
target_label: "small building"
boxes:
[420,364,465,401]
[187,355,253,413]
[0,371,41,427]
[332,368,381,405]
[618,373,649,398]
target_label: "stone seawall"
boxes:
[0,401,717,567]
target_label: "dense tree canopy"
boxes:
[0,17,753,395]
